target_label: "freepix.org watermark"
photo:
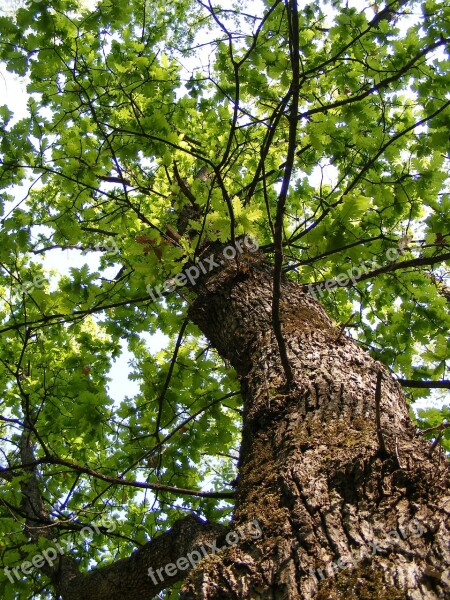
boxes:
[306,245,404,300]
[309,518,424,583]
[3,516,117,584]
[146,236,259,302]
[148,518,262,585]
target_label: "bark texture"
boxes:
[10,247,449,600]
[179,248,450,599]
[54,515,225,600]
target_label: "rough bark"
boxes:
[9,246,449,599]
[7,387,226,599]
[53,515,225,600]
[179,248,450,599]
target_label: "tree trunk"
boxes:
[181,248,450,599]
[13,246,448,600]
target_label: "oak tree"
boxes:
[0,0,449,598]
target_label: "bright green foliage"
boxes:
[416,405,450,453]
[0,0,449,597]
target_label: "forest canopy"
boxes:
[0,0,449,598]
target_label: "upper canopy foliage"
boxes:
[0,0,449,597]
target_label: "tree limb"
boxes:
[398,379,450,389]
[4,456,235,499]
[54,514,226,600]
[303,252,450,292]
[271,0,300,387]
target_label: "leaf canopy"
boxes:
[0,0,449,597]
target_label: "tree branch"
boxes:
[303,252,450,293]
[420,422,450,435]
[299,38,449,122]
[4,456,235,499]
[272,0,300,387]
[55,514,226,600]
[398,379,450,390]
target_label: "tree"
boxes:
[0,0,449,597]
